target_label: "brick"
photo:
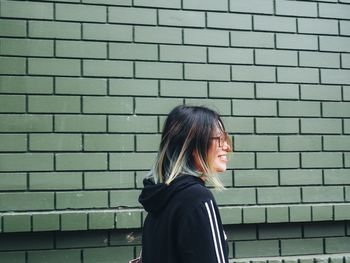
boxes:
[84,134,134,151]
[228,225,257,241]
[28,250,80,263]
[334,204,350,220]
[254,15,296,32]
[61,213,87,231]
[3,214,30,233]
[324,136,350,150]
[232,65,275,82]
[0,56,26,74]
[320,3,350,19]
[0,76,53,94]
[0,134,26,152]
[184,29,229,46]
[256,118,299,134]
[56,4,106,22]
[0,153,53,172]
[29,134,81,152]
[0,173,26,190]
[324,169,350,185]
[209,82,254,99]
[207,12,251,30]
[57,191,108,209]
[0,192,54,211]
[0,95,25,113]
[234,170,278,186]
[258,187,301,204]
[110,152,157,170]
[346,120,350,134]
[0,19,26,37]
[323,102,350,117]
[185,98,231,115]
[281,169,323,186]
[0,233,54,251]
[301,118,342,134]
[230,31,274,48]
[243,207,265,223]
[209,47,253,64]
[183,0,227,11]
[109,79,157,96]
[56,77,106,95]
[256,83,298,99]
[85,171,134,189]
[280,136,322,152]
[56,231,107,248]
[234,135,277,151]
[279,101,320,117]
[302,152,343,168]
[83,0,131,4]
[227,153,255,169]
[29,58,80,76]
[33,214,59,231]
[56,153,107,171]
[320,36,350,52]
[301,85,341,101]
[304,222,345,237]
[109,6,156,25]
[221,117,254,133]
[110,43,157,61]
[220,207,242,224]
[134,0,180,8]
[232,99,276,116]
[266,206,289,223]
[347,186,350,201]
[298,18,338,35]
[55,115,106,132]
[185,64,230,81]
[116,211,141,228]
[277,67,319,83]
[325,237,350,253]
[290,205,311,222]
[110,190,141,207]
[277,1,317,16]
[343,54,350,68]
[29,21,80,39]
[28,95,80,113]
[109,115,157,133]
[303,186,343,203]
[230,0,273,14]
[0,0,53,19]
[0,114,52,132]
[281,239,323,256]
[300,51,340,68]
[160,45,206,63]
[29,172,82,190]
[83,23,132,41]
[312,205,333,221]
[83,60,133,77]
[256,49,297,66]
[136,61,182,79]
[214,188,256,205]
[83,96,133,114]
[260,223,302,239]
[322,69,350,85]
[56,40,106,59]
[160,80,207,97]
[235,240,279,258]
[257,153,299,169]
[136,134,161,152]
[135,26,182,44]
[159,10,205,27]
[277,34,318,50]
[135,97,182,115]
[0,38,54,57]
[84,247,133,263]
[340,21,350,35]
[89,211,115,230]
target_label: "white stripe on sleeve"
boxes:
[210,200,226,263]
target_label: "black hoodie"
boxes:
[139,174,229,263]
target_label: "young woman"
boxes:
[138,105,232,263]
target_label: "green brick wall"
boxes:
[0,0,349,262]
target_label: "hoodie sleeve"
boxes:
[177,199,229,263]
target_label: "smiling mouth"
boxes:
[218,155,228,162]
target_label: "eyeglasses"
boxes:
[210,132,231,148]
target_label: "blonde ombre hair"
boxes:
[150,105,231,190]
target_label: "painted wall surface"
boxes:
[0,0,349,262]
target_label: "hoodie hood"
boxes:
[138,174,204,214]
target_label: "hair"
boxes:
[149,105,231,190]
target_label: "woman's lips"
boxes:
[218,155,228,162]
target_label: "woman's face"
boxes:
[207,128,231,173]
